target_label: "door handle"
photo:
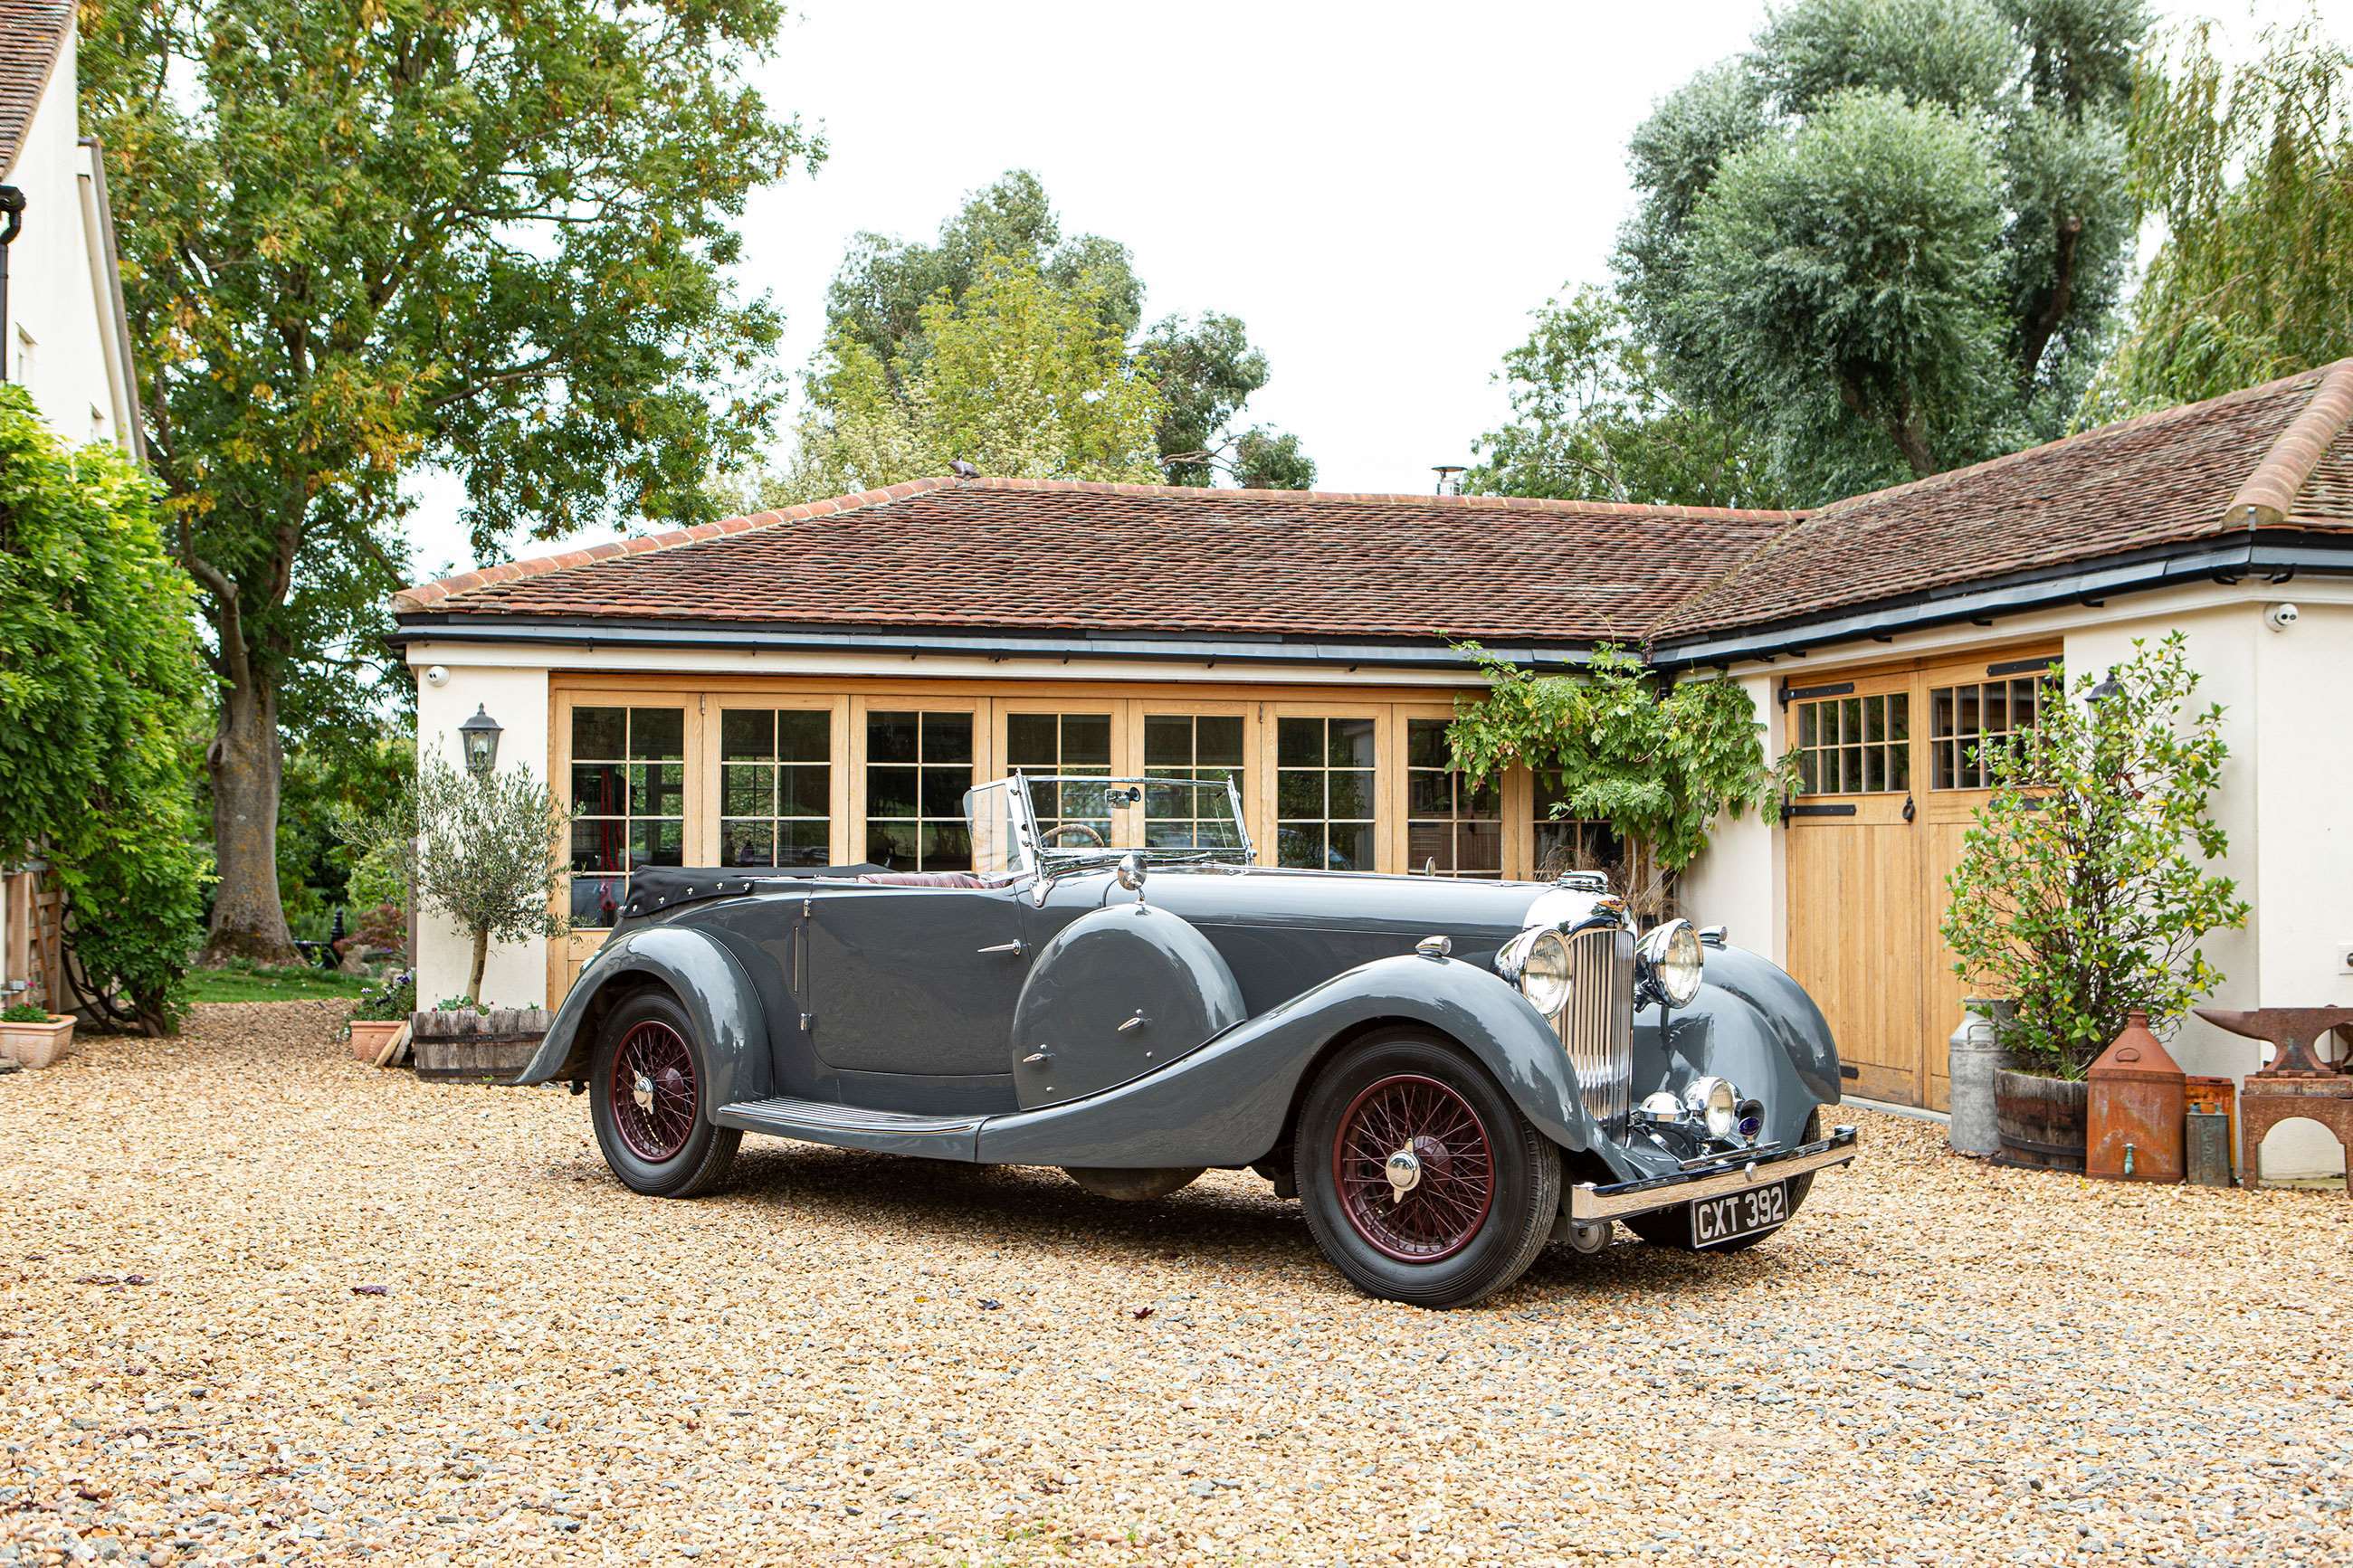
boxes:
[977,940,1026,956]
[1118,1011,1148,1033]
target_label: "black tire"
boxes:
[589,990,740,1198]
[1626,1109,1819,1253]
[1294,1033,1562,1309]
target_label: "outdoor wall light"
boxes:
[2087,670,2122,706]
[459,704,503,775]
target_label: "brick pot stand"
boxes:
[2194,1007,2353,1193]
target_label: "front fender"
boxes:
[513,925,774,1107]
[973,951,1600,1169]
[1634,944,1842,1148]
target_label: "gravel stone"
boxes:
[5,1001,2350,1564]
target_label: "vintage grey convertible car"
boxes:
[519,775,1856,1307]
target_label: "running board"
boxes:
[712,1097,986,1160]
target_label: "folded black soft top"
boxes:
[621,863,886,920]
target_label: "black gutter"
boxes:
[1648,532,2353,669]
[0,185,24,382]
[384,614,1601,672]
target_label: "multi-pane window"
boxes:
[864,710,974,870]
[1793,693,1910,794]
[719,709,832,870]
[1931,677,2043,790]
[1531,773,1624,882]
[1405,717,1501,877]
[1006,711,1114,845]
[1142,714,1246,850]
[567,706,685,927]
[1276,717,1376,871]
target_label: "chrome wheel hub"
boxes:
[1385,1147,1422,1203]
[633,1071,656,1115]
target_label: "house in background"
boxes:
[392,360,2353,1180]
[0,0,141,454]
[0,0,144,1012]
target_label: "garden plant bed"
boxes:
[3,1003,2349,1564]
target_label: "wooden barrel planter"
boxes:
[410,1007,550,1081]
[1993,1068,2089,1173]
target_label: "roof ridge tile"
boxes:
[2224,357,2353,527]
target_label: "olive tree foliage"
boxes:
[1941,635,2247,1079]
[767,172,1312,494]
[772,261,1169,502]
[79,0,814,965]
[342,755,567,1007]
[0,387,208,1034]
[1468,285,1788,508]
[1444,645,1789,919]
[1618,0,2147,499]
[2085,14,2353,418]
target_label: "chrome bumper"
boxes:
[1567,1125,1859,1221]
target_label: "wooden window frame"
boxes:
[549,689,710,1003]
[996,698,1128,849]
[706,694,853,872]
[1393,705,1509,879]
[1266,703,1392,875]
[848,695,992,873]
[1126,699,1257,859]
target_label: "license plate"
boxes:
[1691,1181,1787,1249]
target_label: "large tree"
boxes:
[812,171,1312,489]
[81,0,813,961]
[1467,285,1786,508]
[1618,0,2146,499]
[781,260,1167,499]
[2088,14,2353,416]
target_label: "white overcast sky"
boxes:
[402,0,2339,580]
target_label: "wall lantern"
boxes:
[2086,670,2122,707]
[458,704,503,776]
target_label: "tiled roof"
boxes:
[1652,359,2353,641]
[393,479,1798,644]
[395,360,2353,652]
[0,0,71,179]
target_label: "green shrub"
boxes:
[0,385,208,1033]
[1942,633,2248,1078]
[2,1001,52,1023]
[351,970,416,1023]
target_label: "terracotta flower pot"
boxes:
[348,1017,407,1065]
[0,1013,78,1070]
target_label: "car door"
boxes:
[803,884,1031,1079]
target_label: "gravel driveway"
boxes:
[5,1003,2350,1566]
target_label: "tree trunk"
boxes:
[467,928,489,1006]
[200,666,298,965]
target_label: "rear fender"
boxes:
[973,952,1600,1169]
[513,926,773,1106]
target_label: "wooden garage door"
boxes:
[1781,650,2056,1109]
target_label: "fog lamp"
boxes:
[1684,1076,1740,1140]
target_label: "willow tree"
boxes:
[2088,14,2353,415]
[80,0,813,961]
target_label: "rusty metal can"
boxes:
[2087,1010,2187,1183]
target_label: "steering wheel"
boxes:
[1043,822,1108,849]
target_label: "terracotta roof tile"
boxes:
[394,478,1796,644]
[395,363,2353,651]
[1651,360,2353,641]
[0,0,71,179]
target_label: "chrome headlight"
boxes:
[1637,917,1705,1009]
[1500,927,1573,1016]
[1684,1076,1740,1139]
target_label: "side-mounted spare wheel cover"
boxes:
[1011,903,1247,1109]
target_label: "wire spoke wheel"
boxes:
[1332,1072,1496,1263]
[610,1019,699,1164]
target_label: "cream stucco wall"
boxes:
[3,24,134,450]
[1674,670,1784,958]
[411,662,551,1009]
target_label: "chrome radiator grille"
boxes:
[1560,926,1635,1133]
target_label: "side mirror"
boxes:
[1115,852,1148,897]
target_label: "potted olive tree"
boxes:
[342,754,568,1078]
[1941,634,2246,1171]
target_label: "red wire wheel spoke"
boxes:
[611,1020,699,1164]
[1331,1072,1496,1263]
